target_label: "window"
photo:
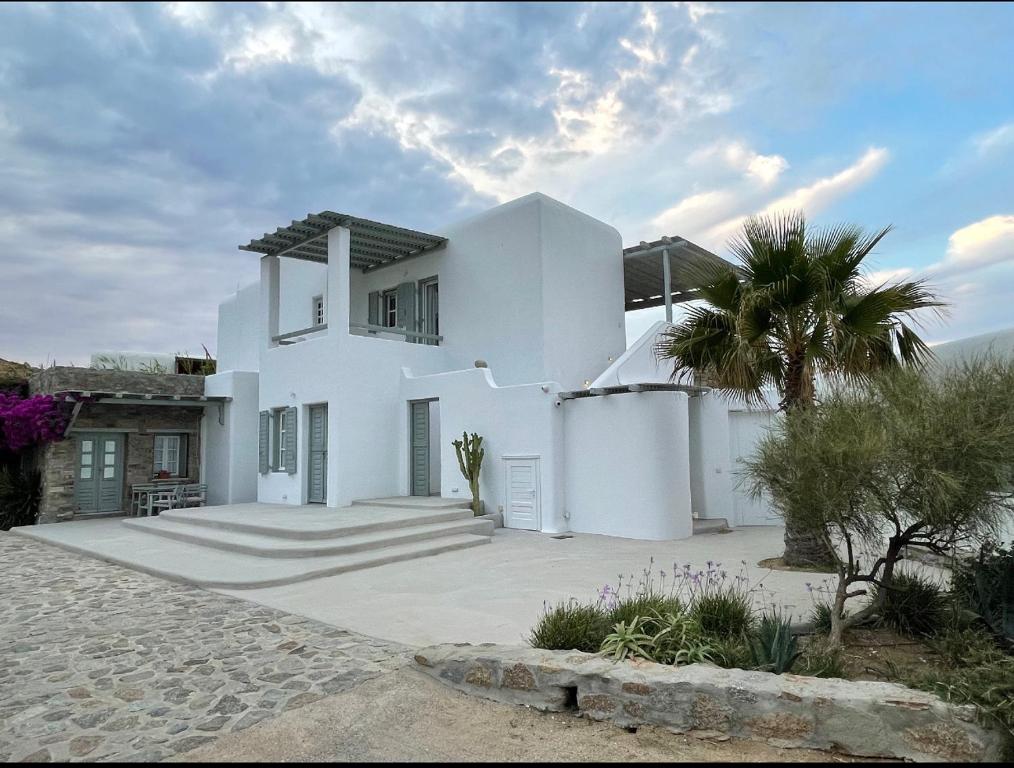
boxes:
[312,295,325,326]
[153,434,184,477]
[382,290,398,328]
[272,409,289,471]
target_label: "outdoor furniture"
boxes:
[130,478,192,516]
[148,486,185,516]
[182,483,207,508]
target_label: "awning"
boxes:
[239,211,447,273]
[623,236,738,314]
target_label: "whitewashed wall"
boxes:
[564,390,692,540]
[216,282,260,373]
[400,366,566,530]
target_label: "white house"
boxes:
[201,192,778,541]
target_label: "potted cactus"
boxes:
[452,431,484,516]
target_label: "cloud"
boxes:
[973,123,1014,158]
[936,215,1014,277]
[702,147,890,246]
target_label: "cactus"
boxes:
[452,431,484,516]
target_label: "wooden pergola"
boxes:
[622,236,738,321]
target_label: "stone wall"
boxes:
[29,367,205,397]
[413,643,1003,762]
[37,403,203,524]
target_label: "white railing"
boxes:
[348,323,442,344]
[273,324,327,345]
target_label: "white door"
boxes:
[728,410,780,526]
[504,457,540,531]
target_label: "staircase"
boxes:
[109,498,492,589]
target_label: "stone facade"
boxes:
[29,367,204,398]
[37,403,203,524]
[414,643,1004,762]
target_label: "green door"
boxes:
[410,402,430,496]
[307,405,327,504]
[74,433,125,514]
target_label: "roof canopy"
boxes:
[622,236,737,312]
[239,211,447,273]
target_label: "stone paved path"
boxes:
[0,534,410,762]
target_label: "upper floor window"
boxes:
[313,295,325,326]
[382,290,398,328]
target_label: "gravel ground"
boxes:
[0,534,408,762]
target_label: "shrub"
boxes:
[953,541,1014,649]
[873,570,948,638]
[748,611,801,674]
[647,611,714,666]
[690,587,754,639]
[709,636,753,670]
[926,626,1002,669]
[529,601,610,653]
[810,600,851,635]
[608,594,683,631]
[797,640,847,679]
[0,467,41,531]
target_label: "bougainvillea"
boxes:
[0,393,70,452]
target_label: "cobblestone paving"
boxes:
[0,534,411,762]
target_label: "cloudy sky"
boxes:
[1,2,1012,366]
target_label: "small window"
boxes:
[382,290,398,328]
[312,295,325,326]
[153,434,182,477]
[272,409,288,472]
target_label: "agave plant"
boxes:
[749,611,802,674]
[599,617,654,662]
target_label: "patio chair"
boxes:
[148,486,185,516]
[182,483,207,508]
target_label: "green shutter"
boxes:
[367,291,380,326]
[396,281,416,333]
[285,406,298,475]
[178,433,189,478]
[258,411,269,474]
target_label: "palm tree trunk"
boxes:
[780,358,836,568]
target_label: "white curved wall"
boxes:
[564,390,692,540]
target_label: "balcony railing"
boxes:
[273,324,327,345]
[349,323,442,344]
[272,322,442,345]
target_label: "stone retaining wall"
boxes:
[413,643,1002,762]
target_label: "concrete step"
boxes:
[13,520,492,589]
[693,517,732,534]
[351,496,472,511]
[155,504,473,540]
[123,515,494,558]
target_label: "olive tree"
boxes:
[744,356,1014,646]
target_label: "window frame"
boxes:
[312,295,325,327]
[382,289,398,328]
[272,409,288,472]
[153,434,182,477]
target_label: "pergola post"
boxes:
[327,225,351,338]
[662,247,673,323]
[261,255,280,348]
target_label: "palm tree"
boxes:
[655,211,943,567]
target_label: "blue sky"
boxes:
[1,2,1012,365]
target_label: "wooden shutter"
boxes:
[284,406,298,475]
[178,433,189,478]
[367,291,380,326]
[258,411,269,474]
[396,282,416,334]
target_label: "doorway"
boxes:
[503,455,540,530]
[74,433,125,514]
[409,399,440,496]
[307,404,328,504]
